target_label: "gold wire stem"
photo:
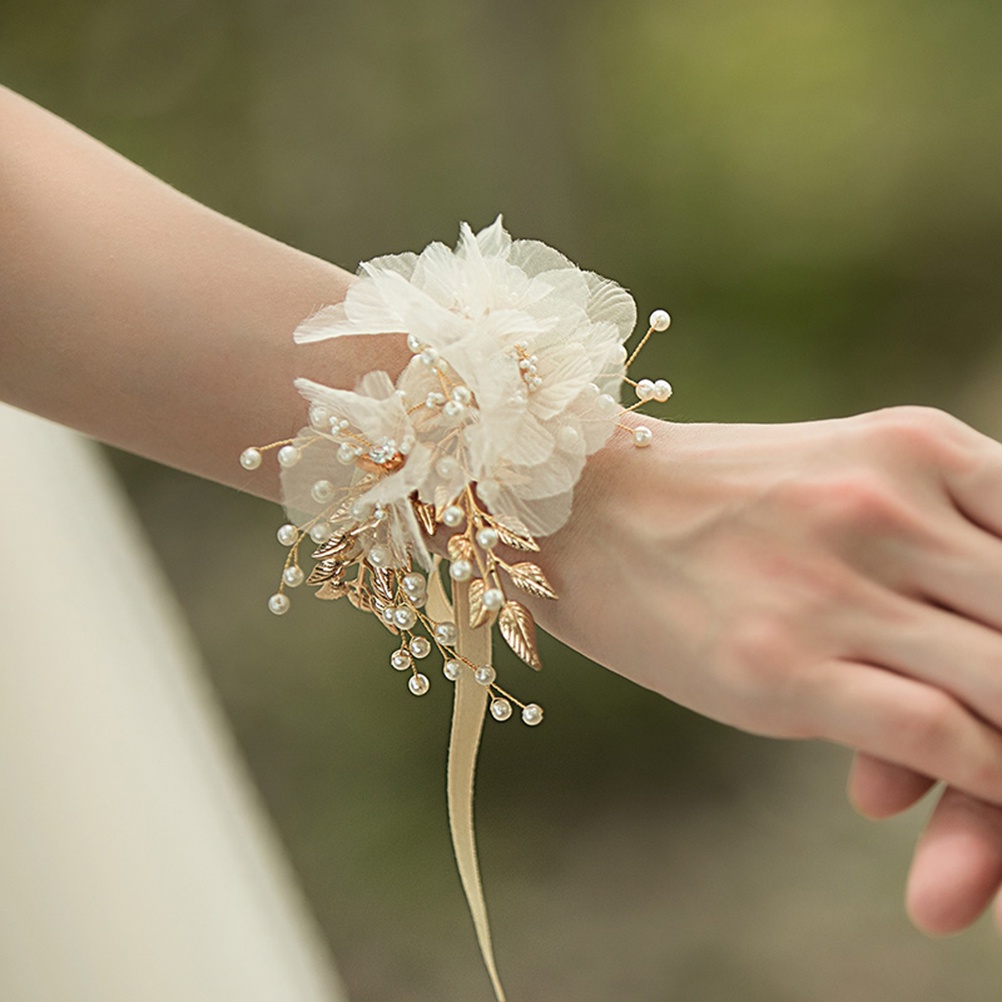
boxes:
[623,325,655,370]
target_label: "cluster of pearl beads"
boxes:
[514,340,543,394]
[627,309,672,451]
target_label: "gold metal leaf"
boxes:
[347,587,373,613]
[312,532,353,560]
[507,562,558,601]
[491,520,540,553]
[498,600,542,671]
[306,559,343,586]
[447,534,474,563]
[411,497,437,536]
[315,580,348,600]
[468,578,493,629]
[370,566,396,603]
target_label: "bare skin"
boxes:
[2,84,1000,936]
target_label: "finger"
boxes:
[803,659,1002,805]
[942,426,1002,539]
[847,752,935,819]
[860,600,1002,731]
[906,786,1002,935]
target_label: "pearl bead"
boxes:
[268,593,290,616]
[613,344,628,365]
[309,405,331,430]
[382,605,397,625]
[483,588,504,611]
[420,347,439,366]
[449,560,472,582]
[442,505,464,528]
[490,698,513,721]
[635,379,655,402]
[276,524,298,546]
[309,523,332,543]
[400,436,414,455]
[240,447,262,470]
[391,650,412,671]
[394,606,418,630]
[632,426,653,448]
[443,659,462,681]
[528,376,543,392]
[410,636,431,659]
[653,379,673,403]
[367,544,391,567]
[308,521,332,545]
[649,309,671,332]
[476,527,498,550]
[434,621,458,645]
[337,442,356,465]
[521,703,544,726]
[277,445,301,468]
[436,456,459,479]
[474,665,496,686]
[311,479,336,504]
[407,333,422,353]
[596,393,619,417]
[556,426,581,451]
[402,573,426,595]
[283,566,304,588]
[443,400,465,421]
[425,391,446,408]
[408,673,430,696]
[451,385,472,405]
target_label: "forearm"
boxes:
[0,85,407,498]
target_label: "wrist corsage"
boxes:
[241,217,675,1000]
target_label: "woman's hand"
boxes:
[529,405,1002,925]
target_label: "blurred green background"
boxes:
[4,0,1002,998]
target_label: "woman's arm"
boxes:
[3,85,1001,935]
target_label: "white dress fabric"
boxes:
[0,403,348,1002]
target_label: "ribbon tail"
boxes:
[427,567,506,1002]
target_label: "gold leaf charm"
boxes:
[315,580,348,600]
[468,579,493,629]
[370,566,397,603]
[498,600,542,671]
[507,562,558,601]
[306,559,344,586]
[448,535,474,563]
[347,586,373,613]
[312,532,352,560]
[411,497,437,536]
[491,519,540,553]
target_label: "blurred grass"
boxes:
[5,0,1002,998]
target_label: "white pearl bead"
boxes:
[399,436,414,455]
[596,393,619,417]
[451,385,472,405]
[336,442,356,465]
[474,665,496,686]
[635,379,655,402]
[402,573,426,595]
[309,523,332,543]
[277,445,301,468]
[276,524,298,546]
[410,636,431,659]
[425,391,446,408]
[434,621,458,645]
[436,456,459,479]
[309,405,331,430]
[367,544,391,567]
[240,447,262,470]
[556,425,581,451]
[394,606,418,630]
[653,379,673,403]
[382,605,397,624]
[420,347,439,366]
[613,344,628,365]
[649,309,671,332]
[476,527,498,550]
[443,658,462,681]
[443,400,465,421]
[283,566,304,588]
[490,698,513,721]
[449,559,472,582]
[483,587,504,611]
[311,479,336,504]
[391,650,412,671]
[521,703,544,726]
[407,333,422,353]
[408,673,430,696]
[442,505,464,528]
[268,593,290,616]
[632,426,653,448]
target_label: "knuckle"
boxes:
[720,613,794,691]
[889,690,957,756]
[861,405,965,462]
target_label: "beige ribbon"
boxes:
[426,564,506,1002]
